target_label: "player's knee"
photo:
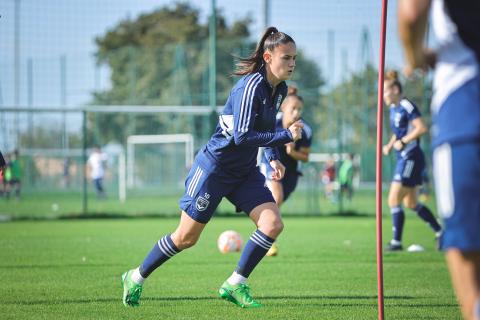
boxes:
[260,218,284,238]
[273,219,284,235]
[388,192,401,207]
[173,232,199,250]
[388,197,398,208]
[177,237,198,249]
[404,200,417,210]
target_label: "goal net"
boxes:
[124,134,194,199]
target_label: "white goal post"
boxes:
[126,134,194,190]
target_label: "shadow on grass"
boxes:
[3,294,459,307]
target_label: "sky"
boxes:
[0,0,408,109]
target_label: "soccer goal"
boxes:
[125,134,194,198]
[19,147,126,201]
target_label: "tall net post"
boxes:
[375,0,389,319]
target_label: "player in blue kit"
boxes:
[382,70,442,251]
[399,0,480,318]
[121,26,303,308]
[260,86,312,206]
[259,86,311,256]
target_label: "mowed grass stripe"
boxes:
[0,217,459,319]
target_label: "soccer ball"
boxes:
[217,230,243,254]
[266,242,278,256]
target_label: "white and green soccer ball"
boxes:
[217,230,243,254]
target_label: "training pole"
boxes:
[376,0,388,319]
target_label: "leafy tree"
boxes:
[91,3,324,145]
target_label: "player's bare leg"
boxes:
[446,250,480,320]
[403,187,442,248]
[267,180,284,207]
[170,212,207,250]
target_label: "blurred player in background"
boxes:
[8,149,22,200]
[399,0,480,318]
[121,26,302,308]
[338,153,354,202]
[87,145,108,199]
[1,153,11,199]
[0,151,5,197]
[321,157,336,201]
[382,70,442,251]
[259,86,312,256]
[260,86,312,206]
[0,151,5,172]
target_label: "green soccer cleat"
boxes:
[121,270,143,307]
[218,281,262,308]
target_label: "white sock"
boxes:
[390,239,401,245]
[131,267,145,285]
[227,271,247,286]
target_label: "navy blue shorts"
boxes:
[434,141,480,251]
[179,152,275,224]
[392,151,425,187]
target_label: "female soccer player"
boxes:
[399,0,480,318]
[382,70,442,251]
[260,86,312,206]
[122,26,303,308]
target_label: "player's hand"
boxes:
[269,160,285,181]
[382,145,391,156]
[285,142,294,154]
[404,48,436,77]
[393,140,405,151]
[288,120,303,141]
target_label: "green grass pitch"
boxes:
[0,189,418,219]
[0,215,460,319]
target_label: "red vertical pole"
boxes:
[376,0,388,319]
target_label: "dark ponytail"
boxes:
[233,26,295,76]
[385,69,403,93]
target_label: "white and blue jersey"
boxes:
[260,116,313,201]
[179,67,293,223]
[389,98,425,187]
[430,0,480,148]
[431,0,480,251]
